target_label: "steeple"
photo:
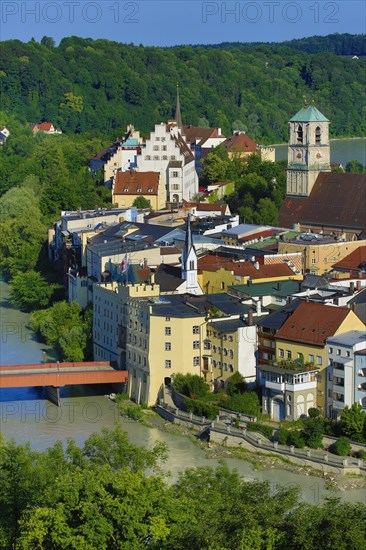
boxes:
[286,103,330,197]
[175,84,183,129]
[181,214,202,294]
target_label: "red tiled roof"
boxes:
[113,171,160,195]
[197,255,295,279]
[275,302,351,346]
[37,122,53,131]
[183,125,223,145]
[332,246,366,271]
[221,133,258,153]
[279,172,366,232]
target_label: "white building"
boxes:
[326,331,366,418]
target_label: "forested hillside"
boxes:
[1,34,365,141]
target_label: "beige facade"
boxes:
[278,239,366,275]
[127,300,206,405]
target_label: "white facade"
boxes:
[326,331,366,418]
[138,122,198,203]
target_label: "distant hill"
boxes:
[1,34,365,141]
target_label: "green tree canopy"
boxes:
[10,270,54,311]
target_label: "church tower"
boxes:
[181,215,202,294]
[286,103,331,197]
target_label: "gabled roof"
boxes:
[289,105,329,123]
[275,302,351,346]
[172,132,195,165]
[228,280,301,298]
[221,132,258,153]
[257,299,302,331]
[113,171,160,195]
[332,246,366,272]
[37,122,53,131]
[279,172,366,233]
[182,125,224,145]
[155,264,185,292]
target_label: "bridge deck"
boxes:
[0,362,128,388]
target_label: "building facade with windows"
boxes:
[326,331,366,418]
[127,295,206,405]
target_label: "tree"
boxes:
[339,403,366,441]
[173,373,209,400]
[40,36,55,48]
[222,391,261,417]
[345,159,364,173]
[132,196,151,209]
[10,271,53,311]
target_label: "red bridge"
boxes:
[0,361,128,405]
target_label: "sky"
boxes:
[0,0,365,46]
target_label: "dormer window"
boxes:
[124,188,128,192]
[315,126,321,144]
[171,155,176,160]
[297,125,303,143]
[148,188,153,193]
[137,188,142,192]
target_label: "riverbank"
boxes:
[122,405,366,494]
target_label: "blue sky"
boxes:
[1,1,365,45]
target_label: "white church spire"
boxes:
[181,214,202,294]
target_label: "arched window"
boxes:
[189,260,195,270]
[315,126,321,144]
[297,125,303,143]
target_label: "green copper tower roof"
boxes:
[290,105,329,123]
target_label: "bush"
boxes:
[185,398,219,420]
[173,374,209,400]
[330,437,352,456]
[222,391,261,417]
[124,405,143,421]
[308,408,321,418]
[246,422,273,440]
[287,431,305,449]
[301,418,324,449]
[277,426,289,445]
[357,449,366,460]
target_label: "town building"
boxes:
[112,171,165,210]
[326,331,366,418]
[31,122,62,134]
[278,234,366,275]
[273,301,365,413]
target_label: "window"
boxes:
[161,137,166,142]
[193,341,200,349]
[171,184,180,190]
[286,350,292,359]
[223,348,228,356]
[165,327,171,336]
[279,348,284,358]
[229,365,234,372]
[171,171,179,177]
[346,351,351,357]
[189,260,195,270]
[145,155,151,160]
[170,155,176,160]
[337,349,341,356]
[193,357,200,366]
[315,126,321,145]
[165,342,171,351]
[228,336,233,342]
[309,354,314,363]
[329,347,333,354]
[165,360,171,369]
[311,258,316,264]
[297,125,303,143]
[162,145,167,151]
[153,145,159,151]
[324,257,328,263]
[317,356,322,365]
[328,389,332,398]
[193,326,199,334]
[166,317,170,322]
[153,155,159,160]
[162,155,168,160]
[221,282,225,290]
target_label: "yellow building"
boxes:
[197,255,302,295]
[275,301,365,412]
[127,294,207,405]
[278,236,366,275]
[206,316,257,388]
[112,170,166,210]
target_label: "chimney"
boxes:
[256,300,262,316]
[248,309,253,326]
[143,258,148,268]
[150,271,155,285]
[247,278,252,286]
[356,280,362,291]
[350,281,355,294]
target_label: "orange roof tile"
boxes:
[275,302,351,346]
[221,133,258,153]
[332,246,366,271]
[113,171,160,195]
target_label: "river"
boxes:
[0,282,365,505]
[273,137,366,165]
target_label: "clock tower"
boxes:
[286,103,330,197]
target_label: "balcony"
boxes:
[274,360,318,373]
